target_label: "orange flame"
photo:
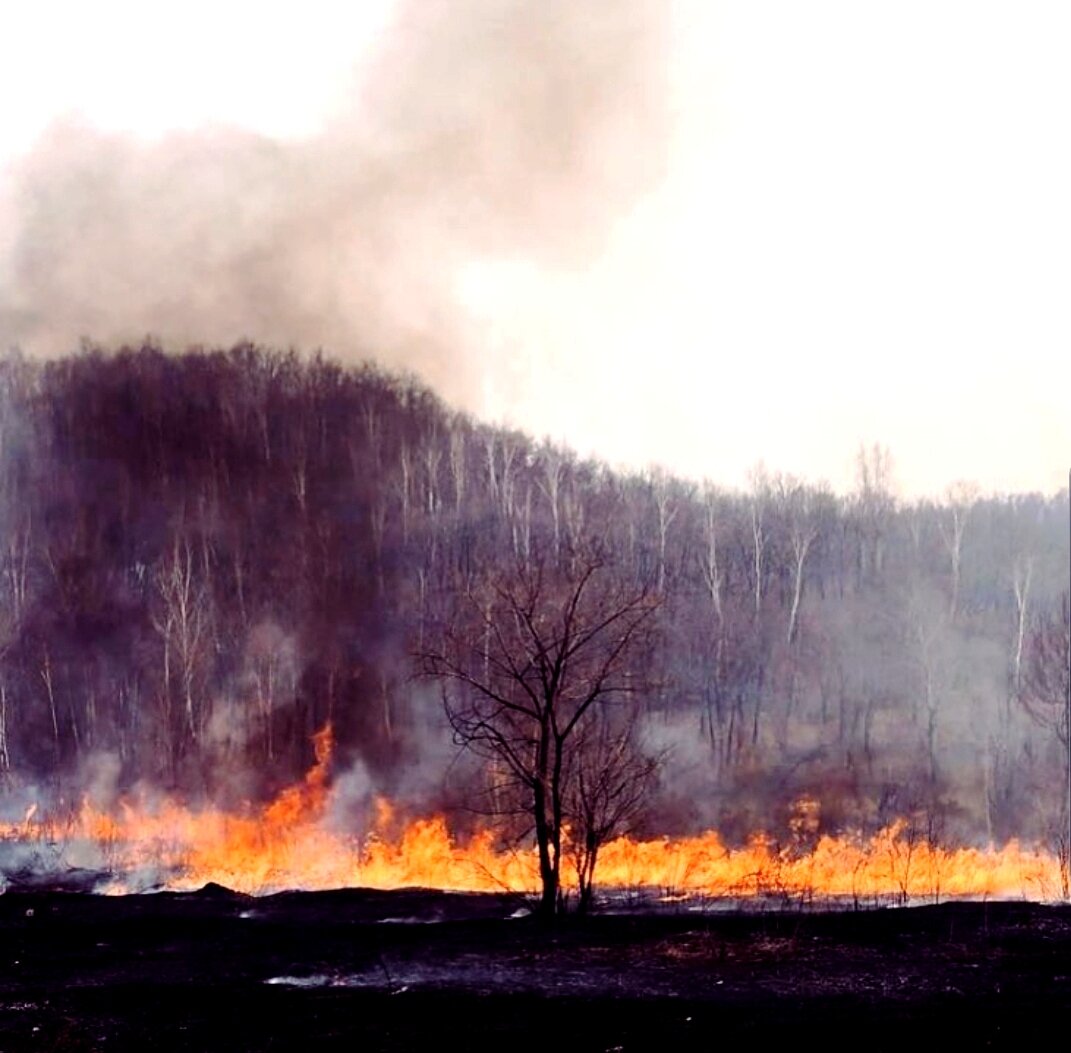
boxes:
[0,726,1064,902]
[263,722,334,828]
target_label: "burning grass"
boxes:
[2,727,1064,904]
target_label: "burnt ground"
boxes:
[1,885,1070,1051]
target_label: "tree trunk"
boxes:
[533,778,559,917]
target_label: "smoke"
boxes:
[639,712,724,834]
[0,0,670,413]
[77,750,124,811]
[327,684,469,836]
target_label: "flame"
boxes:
[589,822,1061,903]
[0,727,1064,902]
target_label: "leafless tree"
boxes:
[152,538,214,758]
[1020,595,1070,751]
[699,484,724,626]
[564,705,658,913]
[649,467,679,594]
[244,621,298,762]
[853,442,896,585]
[536,443,566,559]
[938,480,979,619]
[1010,555,1034,697]
[775,475,829,646]
[422,547,660,916]
[747,465,770,617]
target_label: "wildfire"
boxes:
[0,725,1064,902]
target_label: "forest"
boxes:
[0,343,1067,871]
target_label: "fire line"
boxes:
[1,724,1063,902]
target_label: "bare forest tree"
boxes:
[1020,595,1070,750]
[565,705,658,913]
[152,538,214,767]
[853,442,896,586]
[939,481,979,619]
[1019,594,1071,890]
[422,547,660,916]
[776,476,829,646]
[747,465,770,617]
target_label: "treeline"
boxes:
[0,344,1066,847]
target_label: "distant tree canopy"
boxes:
[0,343,1068,867]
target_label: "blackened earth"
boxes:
[1,883,1070,1051]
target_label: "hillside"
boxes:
[0,343,1067,858]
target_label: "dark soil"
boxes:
[1,885,1070,1051]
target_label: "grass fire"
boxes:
[0,347,1067,914]
[2,1,1070,1045]
[2,722,1064,906]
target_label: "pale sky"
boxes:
[2,1,1069,498]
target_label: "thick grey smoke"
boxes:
[0,0,669,410]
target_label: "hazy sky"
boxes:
[2,1,1068,498]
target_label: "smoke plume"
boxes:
[0,0,669,412]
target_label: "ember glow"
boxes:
[0,726,1063,903]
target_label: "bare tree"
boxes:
[699,484,724,626]
[449,422,468,514]
[152,538,214,758]
[1020,595,1070,750]
[775,476,829,646]
[747,465,770,617]
[536,443,566,559]
[853,442,896,586]
[1019,594,1070,892]
[244,621,298,762]
[422,547,659,916]
[649,467,679,594]
[564,706,658,913]
[1010,555,1033,696]
[938,481,979,619]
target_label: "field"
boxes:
[2,885,1070,1051]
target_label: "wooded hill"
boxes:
[0,344,1066,850]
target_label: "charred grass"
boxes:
[1,887,1070,1051]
